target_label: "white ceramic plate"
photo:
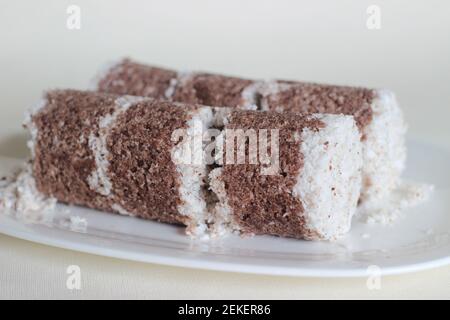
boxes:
[0,139,449,278]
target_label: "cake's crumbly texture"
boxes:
[27,90,206,228]
[97,59,177,99]
[106,100,192,225]
[171,73,254,108]
[0,163,57,224]
[30,90,118,213]
[358,182,434,224]
[218,110,325,239]
[260,82,374,134]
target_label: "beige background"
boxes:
[0,0,449,299]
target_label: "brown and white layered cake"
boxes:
[93,58,406,203]
[94,59,260,109]
[19,89,364,240]
[257,82,406,203]
[209,110,362,240]
[24,89,215,237]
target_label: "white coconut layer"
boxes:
[207,167,241,237]
[1,98,59,224]
[361,89,407,204]
[171,106,215,238]
[294,114,363,240]
[240,82,264,110]
[23,98,48,159]
[257,81,292,112]
[164,71,194,100]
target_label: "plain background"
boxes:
[0,0,449,299]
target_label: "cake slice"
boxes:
[93,58,406,204]
[94,59,260,109]
[209,110,363,240]
[24,89,214,237]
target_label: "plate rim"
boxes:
[1,216,449,278]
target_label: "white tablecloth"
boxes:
[1,234,449,299]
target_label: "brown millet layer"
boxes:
[107,100,195,225]
[220,110,324,239]
[97,60,255,108]
[171,73,254,108]
[262,82,375,133]
[97,59,177,99]
[97,60,376,133]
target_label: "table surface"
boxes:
[0,0,449,299]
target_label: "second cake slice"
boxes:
[209,110,362,240]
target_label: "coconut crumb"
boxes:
[164,78,178,99]
[111,203,135,217]
[69,216,88,233]
[0,163,56,224]
[359,181,434,225]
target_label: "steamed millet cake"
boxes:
[209,110,362,240]
[95,59,258,109]
[24,89,364,240]
[24,89,214,237]
[94,58,406,204]
[257,82,406,203]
